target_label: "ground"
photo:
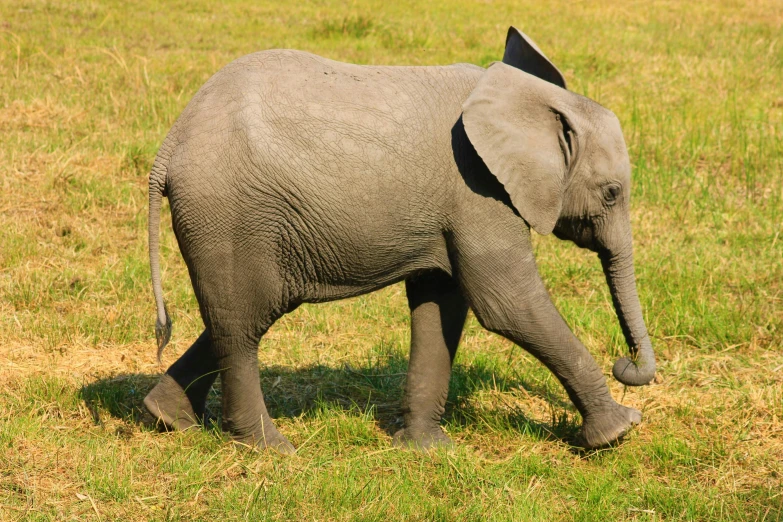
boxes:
[0,0,781,520]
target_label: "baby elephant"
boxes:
[144,27,656,453]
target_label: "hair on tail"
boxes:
[155,304,172,362]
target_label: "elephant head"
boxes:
[462,27,655,386]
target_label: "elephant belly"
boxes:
[271,197,453,303]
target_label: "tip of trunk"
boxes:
[612,338,655,386]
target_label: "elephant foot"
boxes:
[575,404,642,449]
[392,427,454,452]
[143,374,200,431]
[232,427,296,455]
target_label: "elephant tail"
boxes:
[149,140,173,362]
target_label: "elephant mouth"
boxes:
[553,216,596,250]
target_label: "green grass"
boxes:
[1,0,782,520]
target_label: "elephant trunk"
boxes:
[600,246,656,386]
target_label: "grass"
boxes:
[0,0,781,519]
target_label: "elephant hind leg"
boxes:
[144,329,219,431]
[144,300,296,454]
[212,327,295,454]
[393,271,468,451]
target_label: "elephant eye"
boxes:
[603,184,621,205]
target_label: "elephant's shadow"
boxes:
[80,353,581,446]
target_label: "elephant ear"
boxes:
[462,62,577,235]
[502,27,567,89]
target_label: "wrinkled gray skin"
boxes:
[144,27,656,453]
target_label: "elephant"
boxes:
[143,26,656,453]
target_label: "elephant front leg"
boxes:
[144,329,219,430]
[393,272,468,451]
[455,239,641,449]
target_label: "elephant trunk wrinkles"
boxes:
[600,248,656,386]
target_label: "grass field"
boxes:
[1,0,782,520]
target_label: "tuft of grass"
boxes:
[312,14,376,40]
